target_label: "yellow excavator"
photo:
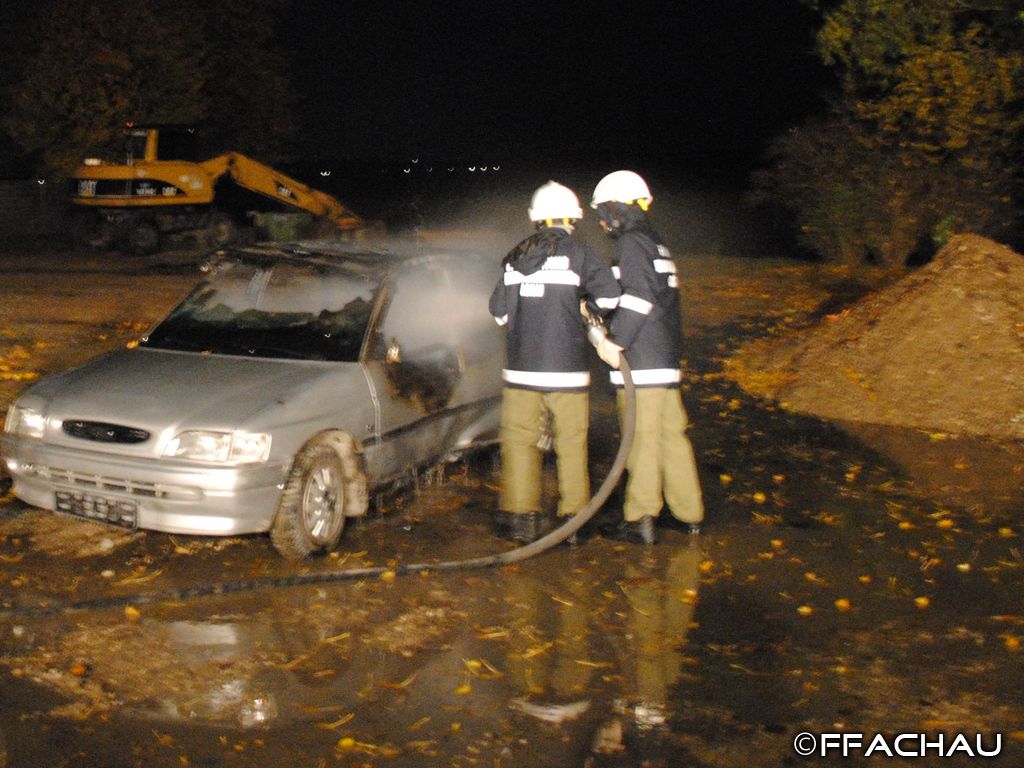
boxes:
[71,124,365,254]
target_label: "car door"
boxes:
[436,255,504,441]
[359,261,464,483]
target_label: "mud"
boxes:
[0,246,1021,767]
[727,234,1024,441]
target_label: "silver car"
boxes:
[1,242,503,558]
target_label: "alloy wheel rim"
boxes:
[302,464,342,544]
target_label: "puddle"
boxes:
[0,265,1021,766]
[837,420,1024,515]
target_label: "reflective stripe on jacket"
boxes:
[607,226,683,388]
[489,227,620,391]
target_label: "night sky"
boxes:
[0,0,831,211]
[282,0,828,177]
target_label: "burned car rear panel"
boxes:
[1,242,502,550]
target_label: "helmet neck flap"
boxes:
[596,201,648,237]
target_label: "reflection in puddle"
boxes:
[616,543,701,732]
[837,420,1024,513]
[0,533,704,765]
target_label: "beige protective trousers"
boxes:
[617,387,704,524]
[499,388,589,518]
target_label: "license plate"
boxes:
[55,489,138,528]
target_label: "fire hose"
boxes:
[4,340,635,617]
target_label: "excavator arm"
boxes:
[200,152,363,231]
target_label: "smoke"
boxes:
[385,168,770,267]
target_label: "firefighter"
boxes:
[489,181,621,543]
[590,170,704,545]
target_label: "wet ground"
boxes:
[0,250,1022,767]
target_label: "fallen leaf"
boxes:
[914,596,931,609]
[381,672,418,689]
[520,642,554,660]
[117,568,163,585]
[574,658,613,669]
[317,713,355,730]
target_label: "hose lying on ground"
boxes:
[4,360,635,617]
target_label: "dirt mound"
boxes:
[728,234,1024,440]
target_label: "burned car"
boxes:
[1,242,502,558]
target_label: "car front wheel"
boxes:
[271,439,348,559]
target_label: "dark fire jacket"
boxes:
[489,227,620,391]
[607,222,684,388]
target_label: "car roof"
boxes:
[210,239,490,278]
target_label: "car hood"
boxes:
[27,348,355,433]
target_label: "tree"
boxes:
[2,0,293,177]
[188,0,294,160]
[754,0,1024,268]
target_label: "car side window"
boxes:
[364,263,464,410]
[365,265,452,363]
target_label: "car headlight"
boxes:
[4,405,47,439]
[162,431,271,463]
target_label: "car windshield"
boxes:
[141,258,380,361]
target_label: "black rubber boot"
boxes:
[661,517,702,535]
[611,515,656,545]
[492,511,545,544]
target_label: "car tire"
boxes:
[126,219,161,256]
[70,212,114,250]
[271,434,365,559]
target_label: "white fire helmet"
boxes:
[590,170,653,210]
[528,181,584,223]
